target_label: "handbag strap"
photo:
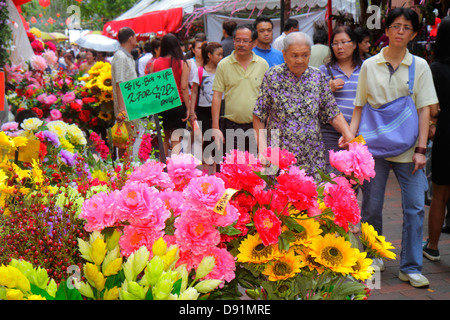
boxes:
[408,55,415,95]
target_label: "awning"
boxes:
[102,7,183,39]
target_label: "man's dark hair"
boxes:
[222,20,237,37]
[253,16,273,29]
[233,24,258,41]
[313,28,328,44]
[118,27,135,44]
[284,18,299,32]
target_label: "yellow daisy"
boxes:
[237,233,279,264]
[309,233,358,275]
[294,247,325,274]
[262,250,303,281]
[360,222,396,260]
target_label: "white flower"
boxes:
[21,117,43,131]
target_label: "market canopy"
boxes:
[102,7,184,39]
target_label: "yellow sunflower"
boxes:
[97,71,113,92]
[295,247,325,274]
[262,250,303,281]
[98,111,113,122]
[237,233,280,264]
[289,215,323,248]
[360,222,396,260]
[99,90,114,102]
[349,249,374,281]
[89,61,107,76]
[309,233,358,275]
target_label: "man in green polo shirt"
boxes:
[211,24,269,161]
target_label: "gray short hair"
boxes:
[283,32,313,51]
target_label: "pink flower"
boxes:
[1,122,19,132]
[276,166,318,211]
[42,49,58,66]
[30,55,47,72]
[183,175,226,210]
[49,109,62,121]
[126,160,174,190]
[79,191,119,232]
[159,190,186,217]
[218,150,265,192]
[116,182,171,230]
[138,133,153,162]
[119,224,164,257]
[193,247,236,286]
[166,153,202,190]
[261,147,296,170]
[323,176,361,232]
[174,210,221,255]
[43,94,58,106]
[253,208,282,246]
[253,188,289,216]
[329,142,375,183]
[62,91,76,105]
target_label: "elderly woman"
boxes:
[253,32,354,179]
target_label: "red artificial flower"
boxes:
[24,88,35,99]
[79,110,91,122]
[70,102,82,112]
[32,107,44,119]
[82,97,96,104]
[253,208,282,246]
[89,117,98,127]
[39,142,47,161]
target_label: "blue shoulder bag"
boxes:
[358,55,418,158]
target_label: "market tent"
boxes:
[103,0,358,40]
[102,7,184,39]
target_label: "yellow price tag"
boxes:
[213,188,238,216]
[350,135,366,145]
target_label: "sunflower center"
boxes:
[252,243,273,259]
[321,246,343,265]
[294,230,307,241]
[273,261,292,276]
[103,79,112,87]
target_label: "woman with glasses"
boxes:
[319,26,362,173]
[349,8,439,287]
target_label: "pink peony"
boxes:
[1,121,19,132]
[253,188,289,216]
[62,91,76,105]
[276,166,318,212]
[329,142,375,183]
[159,190,186,217]
[30,55,47,72]
[166,153,203,190]
[119,224,164,257]
[183,175,226,210]
[42,49,58,66]
[253,207,282,246]
[323,176,361,232]
[126,160,174,190]
[116,182,171,230]
[79,190,119,232]
[192,247,236,286]
[174,210,221,255]
[43,94,58,106]
[49,109,62,121]
[261,147,297,170]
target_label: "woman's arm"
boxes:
[330,113,355,149]
[412,105,430,174]
[180,62,191,122]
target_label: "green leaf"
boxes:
[145,286,154,300]
[30,284,54,300]
[328,280,367,300]
[54,280,83,300]
[104,270,125,290]
[218,224,242,236]
[171,278,182,296]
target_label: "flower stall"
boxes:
[0,104,396,300]
[0,36,396,301]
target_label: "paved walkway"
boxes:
[363,170,450,300]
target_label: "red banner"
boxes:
[102,8,183,40]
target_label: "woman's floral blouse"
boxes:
[254,64,340,178]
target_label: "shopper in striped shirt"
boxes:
[319,26,363,173]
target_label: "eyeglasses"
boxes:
[330,40,353,47]
[234,38,252,44]
[388,24,414,32]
